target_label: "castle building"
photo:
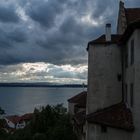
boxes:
[86,1,140,140]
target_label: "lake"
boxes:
[0,87,85,115]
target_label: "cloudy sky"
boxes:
[0,0,139,84]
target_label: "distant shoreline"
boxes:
[0,83,87,88]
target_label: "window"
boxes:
[125,84,127,103]
[125,46,128,68]
[130,39,134,65]
[101,125,107,133]
[117,74,122,81]
[130,83,134,107]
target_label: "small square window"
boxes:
[101,125,107,133]
[130,40,134,65]
[125,46,128,68]
[130,83,134,107]
[125,84,127,103]
[117,74,122,81]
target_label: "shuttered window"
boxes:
[125,46,128,68]
[130,83,134,107]
[130,39,134,65]
[125,84,127,103]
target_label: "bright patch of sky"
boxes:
[81,14,103,26]
[0,62,87,84]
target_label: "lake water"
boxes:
[0,87,84,115]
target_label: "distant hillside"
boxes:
[0,83,87,88]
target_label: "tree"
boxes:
[0,107,5,115]
[33,133,46,140]
[5,104,77,140]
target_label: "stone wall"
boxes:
[68,102,75,115]
[87,44,122,114]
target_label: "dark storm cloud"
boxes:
[127,0,140,7]
[34,13,102,65]
[23,0,118,65]
[0,0,140,66]
[7,29,27,43]
[92,0,114,18]
[0,28,11,48]
[26,0,66,28]
[0,4,19,23]
[0,0,100,66]
[0,27,27,49]
[60,17,80,34]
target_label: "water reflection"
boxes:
[0,87,84,115]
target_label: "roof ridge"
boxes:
[125,7,140,10]
[87,34,122,49]
[67,91,87,102]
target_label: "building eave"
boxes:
[87,34,122,51]
[86,102,134,132]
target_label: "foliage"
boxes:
[5,104,77,140]
[32,133,46,140]
[0,107,8,140]
[0,106,5,115]
[0,128,9,140]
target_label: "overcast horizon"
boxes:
[0,0,140,84]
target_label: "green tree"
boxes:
[6,104,77,140]
[0,107,5,115]
[33,133,46,140]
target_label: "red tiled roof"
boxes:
[125,8,140,25]
[89,34,121,44]
[87,34,122,50]
[68,91,87,108]
[73,111,86,125]
[6,115,21,124]
[6,113,33,124]
[21,113,33,121]
[86,102,134,131]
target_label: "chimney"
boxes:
[120,0,125,5]
[119,0,125,12]
[105,23,111,42]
